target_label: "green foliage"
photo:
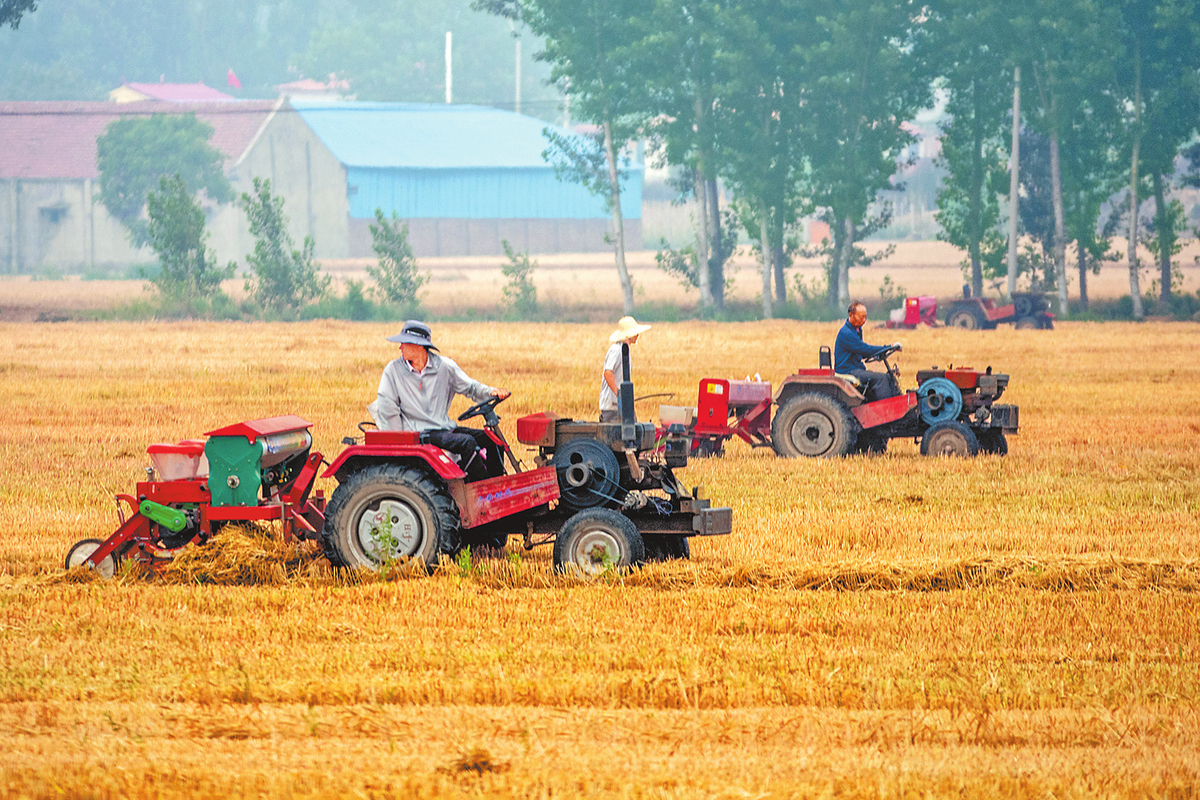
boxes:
[877,275,907,313]
[144,174,235,303]
[240,177,330,314]
[366,208,426,314]
[96,114,233,247]
[500,239,538,318]
[1,0,36,29]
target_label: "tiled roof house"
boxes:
[0,99,349,273]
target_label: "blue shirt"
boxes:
[834,320,890,373]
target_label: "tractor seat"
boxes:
[835,373,863,389]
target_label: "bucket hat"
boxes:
[609,316,652,343]
[386,320,440,350]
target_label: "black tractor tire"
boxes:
[321,464,460,571]
[644,535,691,562]
[852,430,889,455]
[1014,316,1039,330]
[920,421,980,457]
[1014,295,1034,317]
[978,428,1009,455]
[553,507,645,575]
[772,392,859,459]
[946,305,986,329]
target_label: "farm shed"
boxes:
[292,100,643,257]
[0,98,349,275]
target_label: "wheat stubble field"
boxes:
[1,318,1199,798]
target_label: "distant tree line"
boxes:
[476,0,1200,319]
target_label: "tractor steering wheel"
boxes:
[864,344,900,364]
[458,394,507,423]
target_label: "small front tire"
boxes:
[920,421,980,457]
[644,535,691,562]
[553,508,645,575]
[978,428,1008,455]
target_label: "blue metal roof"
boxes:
[293,100,603,169]
[292,100,642,220]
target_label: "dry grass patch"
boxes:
[1,319,1198,796]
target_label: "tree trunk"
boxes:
[1006,66,1021,300]
[693,93,712,311]
[758,199,774,319]
[707,179,724,312]
[693,166,711,310]
[825,214,842,308]
[1078,246,1089,312]
[1128,36,1145,320]
[772,209,786,305]
[1048,95,1068,318]
[837,216,855,308]
[602,119,634,314]
[1152,170,1173,301]
[969,76,983,298]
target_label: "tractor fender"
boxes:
[322,444,466,483]
[774,375,864,408]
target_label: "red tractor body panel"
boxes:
[453,466,560,528]
[205,415,312,443]
[852,392,918,429]
[775,374,865,407]
[322,441,466,481]
[693,378,773,444]
[885,295,939,328]
[516,411,562,447]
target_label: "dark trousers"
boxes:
[422,427,504,481]
[845,369,898,402]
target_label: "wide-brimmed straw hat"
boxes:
[385,320,440,350]
[609,316,652,343]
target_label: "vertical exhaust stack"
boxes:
[618,343,637,449]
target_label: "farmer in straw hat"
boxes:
[599,316,651,423]
[373,320,510,481]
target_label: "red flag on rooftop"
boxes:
[227,68,242,89]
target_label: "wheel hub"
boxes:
[571,527,620,573]
[790,411,834,456]
[358,499,423,559]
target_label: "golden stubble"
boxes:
[1,319,1198,797]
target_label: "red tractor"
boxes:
[670,345,1019,459]
[944,292,1054,330]
[67,346,732,578]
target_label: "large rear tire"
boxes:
[947,305,985,329]
[553,507,645,575]
[322,465,460,570]
[771,393,859,458]
[920,421,980,457]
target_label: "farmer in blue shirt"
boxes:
[834,302,902,402]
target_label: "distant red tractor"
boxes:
[884,293,1054,330]
[944,292,1054,330]
[668,345,1018,459]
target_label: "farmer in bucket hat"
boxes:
[599,316,651,423]
[373,320,510,481]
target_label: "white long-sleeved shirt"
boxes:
[375,352,495,432]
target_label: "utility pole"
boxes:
[1006,65,1021,300]
[515,38,522,114]
[445,31,452,104]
